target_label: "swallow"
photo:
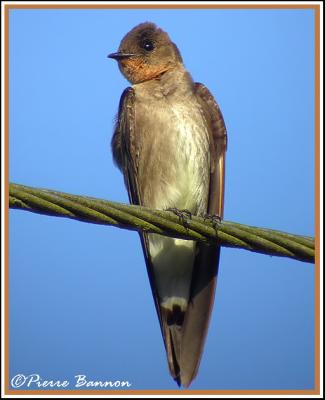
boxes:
[109,22,227,387]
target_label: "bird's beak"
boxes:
[107,52,136,60]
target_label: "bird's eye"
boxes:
[142,39,155,52]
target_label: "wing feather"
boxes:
[179,83,227,387]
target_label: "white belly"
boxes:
[136,92,211,310]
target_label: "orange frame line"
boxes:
[4,2,321,396]
[1,3,322,9]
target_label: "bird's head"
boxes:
[108,22,183,84]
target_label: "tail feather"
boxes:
[161,244,220,388]
[161,306,184,383]
[140,233,220,387]
[180,244,220,387]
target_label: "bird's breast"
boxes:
[134,89,211,215]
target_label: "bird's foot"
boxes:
[202,213,222,230]
[166,207,192,228]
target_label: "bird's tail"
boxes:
[161,244,220,388]
[161,306,184,386]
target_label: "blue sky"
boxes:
[9,6,315,392]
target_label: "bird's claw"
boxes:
[202,213,222,229]
[166,207,192,228]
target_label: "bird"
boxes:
[108,22,227,388]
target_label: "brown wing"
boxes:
[112,87,140,204]
[195,83,227,217]
[179,82,227,387]
[112,87,175,378]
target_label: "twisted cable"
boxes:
[9,183,314,263]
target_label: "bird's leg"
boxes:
[166,207,192,228]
